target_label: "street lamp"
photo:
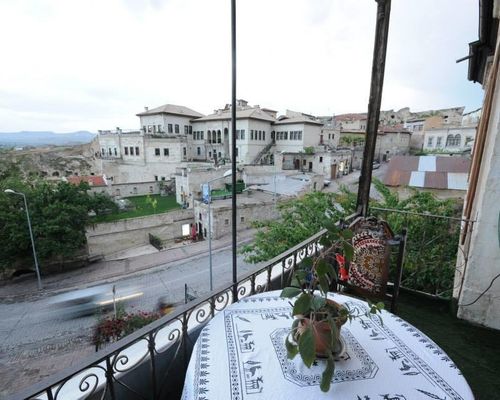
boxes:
[205,169,232,291]
[4,189,43,290]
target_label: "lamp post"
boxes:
[205,169,232,291]
[4,189,43,290]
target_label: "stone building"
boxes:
[453,0,500,330]
[423,126,477,153]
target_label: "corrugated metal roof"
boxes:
[383,155,471,190]
[409,171,426,187]
[447,173,469,190]
[424,172,448,189]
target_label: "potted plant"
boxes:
[280,222,384,392]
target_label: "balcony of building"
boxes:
[10,208,500,399]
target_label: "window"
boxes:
[108,147,112,155]
[465,136,474,144]
[183,147,187,156]
[436,137,442,146]
[201,131,204,140]
[217,130,221,143]
[218,152,221,158]
[225,219,229,225]
[284,131,288,140]
[241,129,245,140]
[168,124,173,133]
[446,134,460,147]
[428,137,434,147]
[209,151,212,157]
[258,131,262,140]
[197,147,201,155]
[175,124,179,133]
[184,125,188,134]
[164,148,169,156]
[149,186,153,193]
[158,125,162,132]
[154,175,158,181]
[189,126,192,134]
[251,130,254,140]
[135,146,140,155]
[133,187,138,194]
[130,146,134,155]
[298,131,302,140]
[161,176,166,181]
[207,130,211,143]
[101,148,105,156]
[155,148,160,156]
[240,216,245,222]
[319,157,323,163]
[114,148,117,156]
[124,147,128,155]
[263,131,265,141]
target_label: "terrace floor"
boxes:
[395,290,500,399]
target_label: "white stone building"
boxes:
[453,0,500,330]
[423,127,477,152]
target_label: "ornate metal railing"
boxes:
[12,215,357,400]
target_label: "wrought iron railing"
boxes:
[370,206,473,298]
[12,217,357,400]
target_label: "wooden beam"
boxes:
[356,0,392,216]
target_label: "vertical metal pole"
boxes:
[356,0,392,216]
[208,183,213,291]
[231,0,238,302]
[22,193,43,290]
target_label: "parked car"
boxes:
[372,162,381,169]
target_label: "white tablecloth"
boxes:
[182,291,473,400]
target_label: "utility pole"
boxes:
[356,0,392,216]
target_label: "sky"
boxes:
[0,0,485,132]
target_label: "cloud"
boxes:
[0,0,484,131]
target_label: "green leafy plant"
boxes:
[93,310,161,349]
[280,222,383,392]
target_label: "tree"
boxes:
[240,192,348,263]
[0,179,115,271]
[242,179,462,297]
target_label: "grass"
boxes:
[396,291,500,399]
[92,195,181,223]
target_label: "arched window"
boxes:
[207,130,211,143]
[446,134,454,147]
[446,134,461,147]
[217,130,222,143]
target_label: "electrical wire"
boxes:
[459,273,500,307]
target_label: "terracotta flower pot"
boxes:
[296,299,347,357]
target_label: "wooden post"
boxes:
[356,0,392,216]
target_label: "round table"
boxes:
[182,291,473,399]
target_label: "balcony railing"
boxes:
[13,216,359,400]
[370,206,473,299]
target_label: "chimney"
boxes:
[144,106,149,112]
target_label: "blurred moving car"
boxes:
[50,284,143,319]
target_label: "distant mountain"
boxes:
[0,131,96,147]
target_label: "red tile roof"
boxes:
[67,175,106,186]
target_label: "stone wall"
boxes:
[86,209,193,257]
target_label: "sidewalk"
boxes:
[0,229,257,301]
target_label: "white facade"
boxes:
[423,127,476,152]
[454,15,500,330]
[273,121,322,153]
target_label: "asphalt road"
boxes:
[0,164,389,396]
[0,247,260,397]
